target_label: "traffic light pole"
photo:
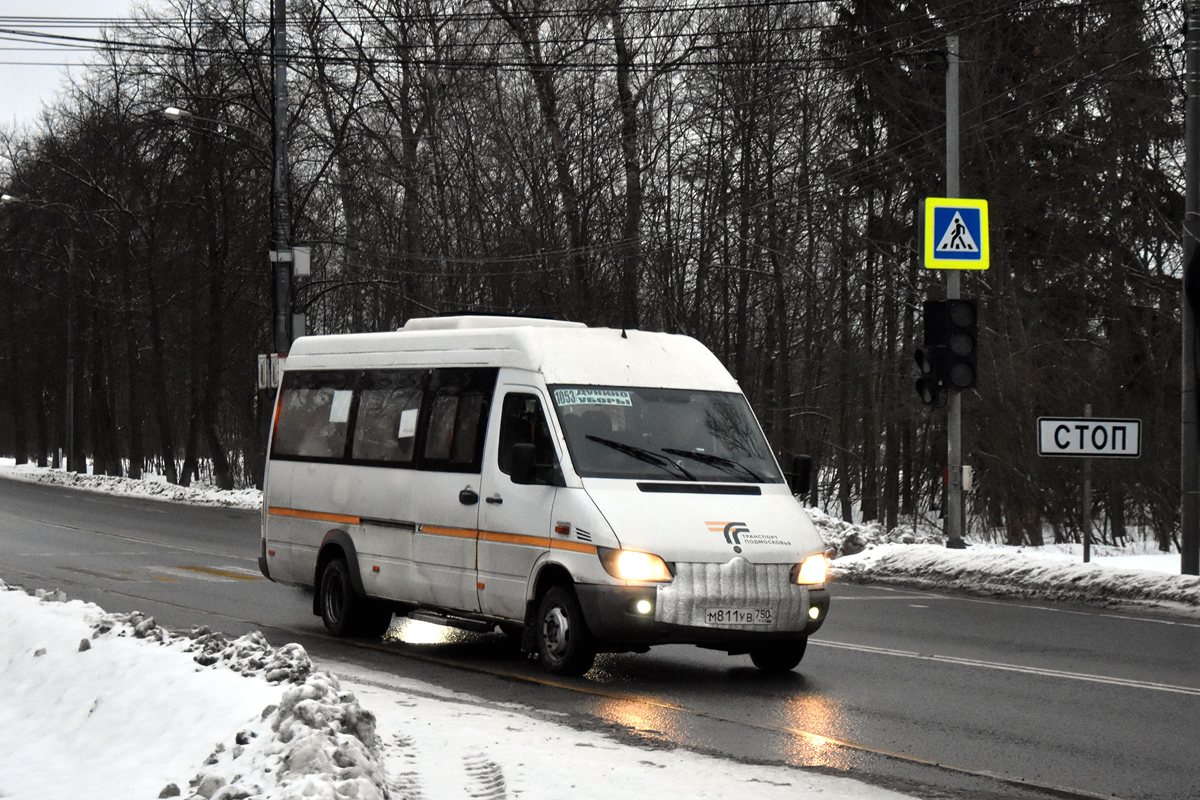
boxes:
[1182,4,1200,575]
[271,0,292,355]
[945,35,966,547]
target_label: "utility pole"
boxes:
[270,0,292,354]
[1183,4,1200,575]
[66,234,75,473]
[945,35,966,547]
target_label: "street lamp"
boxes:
[0,193,77,472]
[160,107,264,143]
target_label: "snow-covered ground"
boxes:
[2,460,1198,799]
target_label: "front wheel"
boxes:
[319,557,392,638]
[536,586,596,676]
[749,638,808,673]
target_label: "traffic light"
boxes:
[914,334,945,408]
[941,299,978,391]
[915,299,978,405]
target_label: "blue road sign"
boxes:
[923,198,989,270]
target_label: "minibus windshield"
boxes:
[550,386,784,483]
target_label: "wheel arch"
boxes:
[520,561,576,652]
[312,529,366,616]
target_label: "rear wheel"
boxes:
[749,638,807,673]
[536,586,596,676]
[319,557,392,638]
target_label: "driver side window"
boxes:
[499,393,559,478]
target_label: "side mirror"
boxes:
[510,443,537,485]
[788,454,813,497]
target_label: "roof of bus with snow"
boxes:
[282,316,741,391]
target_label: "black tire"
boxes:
[536,585,596,676]
[749,638,808,673]
[319,557,392,638]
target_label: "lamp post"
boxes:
[1,193,76,472]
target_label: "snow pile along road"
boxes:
[0,581,388,800]
[804,507,1200,614]
[831,543,1200,610]
[0,463,261,510]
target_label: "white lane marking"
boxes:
[837,586,1200,628]
[812,639,1200,696]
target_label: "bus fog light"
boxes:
[808,606,821,620]
[635,599,653,615]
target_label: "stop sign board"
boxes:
[1037,417,1141,458]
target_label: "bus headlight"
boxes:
[599,548,674,582]
[794,553,828,585]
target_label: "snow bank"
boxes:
[0,462,261,510]
[832,543,1200,611]
[0,581,387,800]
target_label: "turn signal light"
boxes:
[599,548,674,582]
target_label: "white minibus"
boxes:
[259,316,831,675]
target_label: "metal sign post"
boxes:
[918,37,990,548]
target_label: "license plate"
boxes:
[704,607,772,626]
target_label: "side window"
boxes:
[499,393,558,477]
[271,371,355,460]
[421,368,498,472]
[351,370,425,463]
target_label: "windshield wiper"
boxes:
[661,448,766,483]
[586,436,697,481]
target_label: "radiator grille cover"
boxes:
[655,558,809,631]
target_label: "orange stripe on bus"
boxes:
[266,512,597,555]
[418,525,478,540]
[268,507,361,525]
[551,540,598,554]
[479,531,552,548]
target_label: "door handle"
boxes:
[459,488,479,505]
[486,494,504,505]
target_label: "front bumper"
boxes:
[575,582,829,649]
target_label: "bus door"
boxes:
[407,368,496,613]
[477,388,561,620]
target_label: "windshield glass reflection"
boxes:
[550,386,783,483]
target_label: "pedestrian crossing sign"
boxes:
[923,198,989,270]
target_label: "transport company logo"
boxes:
[708,521,749,553]
[706,521,790,554]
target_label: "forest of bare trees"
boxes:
[0,0,1184,549]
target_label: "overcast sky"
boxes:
[0,0,147,128]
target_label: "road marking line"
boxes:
[838,587,1200,628]
[812,640,1200,695]
[172,566,265,582]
